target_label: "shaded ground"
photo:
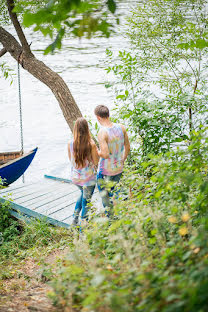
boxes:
[0,249,69,312]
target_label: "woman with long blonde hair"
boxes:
[68,117,99,226]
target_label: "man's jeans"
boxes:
[97,172,122,217]
[73,184,95,221]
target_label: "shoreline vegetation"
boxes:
[0,127,208,311]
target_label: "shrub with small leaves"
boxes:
[50,128,208,312]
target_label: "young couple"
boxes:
[68,105,130,226]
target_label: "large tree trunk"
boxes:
[0,26,82,131]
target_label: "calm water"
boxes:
[0,1,137,184]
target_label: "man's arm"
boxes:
[120,124,130,161]
[97,130,109,159]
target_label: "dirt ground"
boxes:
[0,249,69,312]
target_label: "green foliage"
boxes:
[0,0,9,25]
[0,63,14,84]
[0,205,72,264]
[0,177,3,189]
[106,0,208,156]
[49,128,208,312]
[0,197,73,286]
[13,0,117,53]
[0,201,19,243]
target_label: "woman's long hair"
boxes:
[73,118,92,168]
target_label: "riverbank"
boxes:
[0,250,62,312]
[0,214,73,312]
[1,129,208,312]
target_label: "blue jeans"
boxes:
[97,172,122,217]
[73,184,95,221]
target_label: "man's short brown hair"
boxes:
[94,105,110,118]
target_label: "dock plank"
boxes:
[46,197,76,216]
[34,192,78,213]
[49,205,74,221]
[62,216,73,224]
[15,183,73,205]
[24,188,78,210]
[0,181,40,194]
[0,178,102,228]
[0,180,57,198]
[9,183,64,202]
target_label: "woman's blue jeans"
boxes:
[97,172,122,217]
[73,184,95,221]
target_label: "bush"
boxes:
[0,201,20,243]
[49,129,208,312]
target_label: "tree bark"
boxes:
[0,26,82,131]
[7,0,32,55]
[0,47,7,57]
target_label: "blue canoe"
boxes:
[0,147,38,186]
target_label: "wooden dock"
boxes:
[0,177,100,228]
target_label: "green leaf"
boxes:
[107,0,116,13]
[178,39,208,50]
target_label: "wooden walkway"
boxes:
[0,177,100,228]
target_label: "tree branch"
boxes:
[0,26,82,131]
[0,47,7,57]
[152,40,183,93]
[0,26,22,61]
[6,0,32,55]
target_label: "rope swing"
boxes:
[17,60,25,183]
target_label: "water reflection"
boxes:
[0,1,137,183]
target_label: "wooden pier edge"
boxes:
[0,198,70,229]
[44,175,72,184]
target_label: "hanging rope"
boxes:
[17,60,25,183]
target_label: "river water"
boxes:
[0,1,137,184]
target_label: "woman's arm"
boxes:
[91,140,99,165]
[68,142,71,161]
